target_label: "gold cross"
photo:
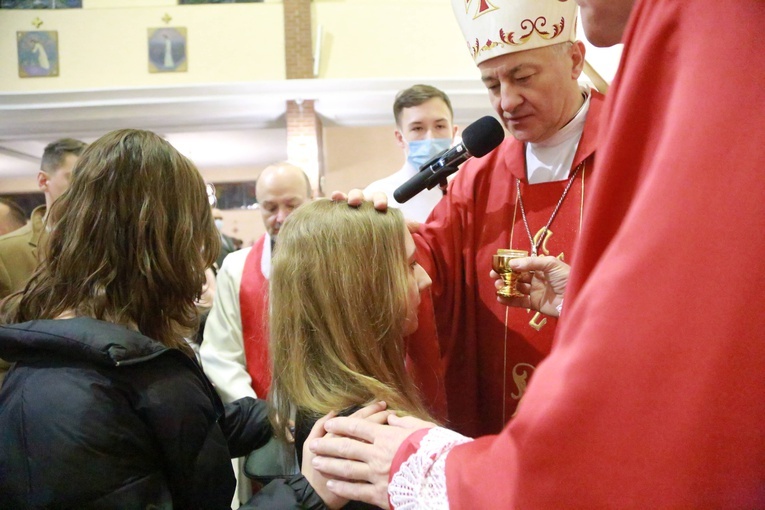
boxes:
[32,17,43,29]
[162,13,172,24]
[528,312,548,332]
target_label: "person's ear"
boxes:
[570,41,586,80]
[37,171,49,192]
[451,124,459,140]
[394,129,407,151]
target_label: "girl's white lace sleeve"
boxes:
[388,427,473,509]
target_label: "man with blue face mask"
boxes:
[363,84,458,222]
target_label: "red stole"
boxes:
[404,289,448,422]
[239,236,271,398]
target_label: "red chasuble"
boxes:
[239,236,271,398]
[427,1,765,507]
[411,92,604,436]
[404,289,448,422]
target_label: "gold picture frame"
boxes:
[148,27,188,73]
[17,30,59,78]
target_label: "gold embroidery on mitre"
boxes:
[472,39,501,59]
[499,16,567,47]
[510,362,536,417]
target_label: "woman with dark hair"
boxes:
[0,129,274,508]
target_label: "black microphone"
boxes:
[393,115,505,204]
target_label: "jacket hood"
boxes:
[0,317,170,366]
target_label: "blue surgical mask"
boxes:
[406,138,453,170]
[214,219,224,231]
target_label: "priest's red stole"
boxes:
[239,236,271,398]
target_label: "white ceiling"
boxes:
[0,77,497,181]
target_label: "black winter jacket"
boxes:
[0,318,273,509]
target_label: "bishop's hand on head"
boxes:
[331,189,389,212]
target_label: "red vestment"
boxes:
[392,0,765,507]
[413,92,604,436]
[239,236,271,398]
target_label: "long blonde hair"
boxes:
[1,129,219,354]
[269,200,431,439]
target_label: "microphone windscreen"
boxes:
[461,116,505,158]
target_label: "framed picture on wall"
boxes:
[17,31,59,78]
[2,0,81,8]
[148,27,188,73]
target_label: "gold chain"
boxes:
[516,161,584,256]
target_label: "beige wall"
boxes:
[0,3,286,91]
[322,124,402,195]
[217,208,264,250]
[0,176,39,193]
[0,1,475,92]
[313,0,476,79]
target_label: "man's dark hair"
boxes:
[393,84,454,127]
[0,198,27,230]
[40,138,87,174]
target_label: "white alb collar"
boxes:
[525,86,591,184]
[261,232,272,279]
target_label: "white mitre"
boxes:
[451,0,578,65]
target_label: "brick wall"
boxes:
[285,99,324,195]
[283,0,323,194]
[283,0,314,79]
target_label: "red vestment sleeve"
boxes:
[389,428,430,485]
